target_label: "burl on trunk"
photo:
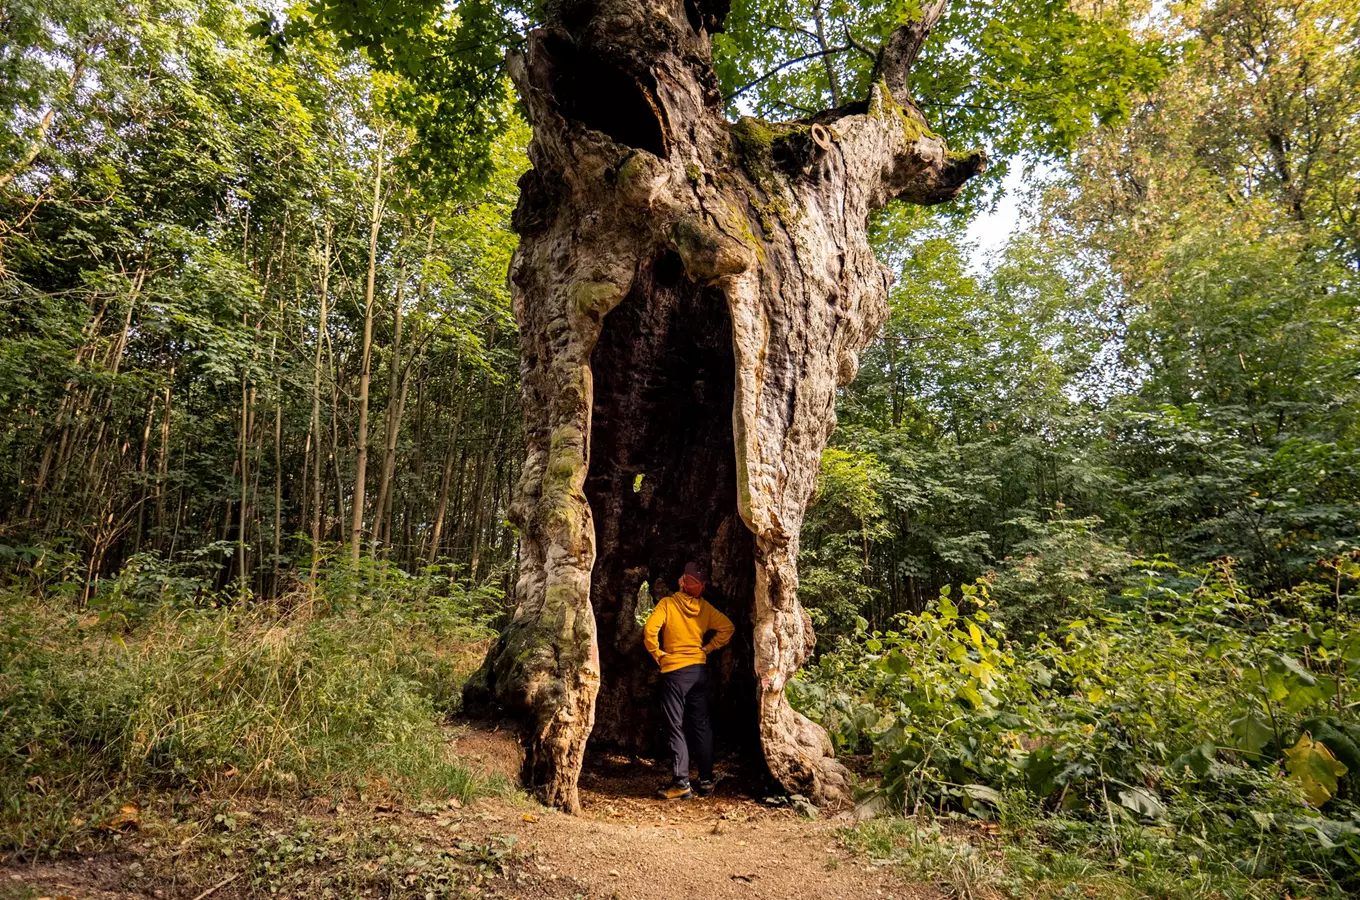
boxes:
[463,0,984,812]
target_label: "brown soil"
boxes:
[0,723,935,900]
[448,720,526,785]
[460,724,935,900]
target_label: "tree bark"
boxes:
[370,258,408,553]
[310,219,333,587]
[465,0,984,813]
[350,131,385,564]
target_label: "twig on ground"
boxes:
[191,871,241,900]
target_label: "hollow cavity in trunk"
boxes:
[586,250,758,764]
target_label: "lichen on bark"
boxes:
[464,0,985,813]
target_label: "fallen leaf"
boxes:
[522,813,540,823]
[447,797,463,809]
[104,803,140,832]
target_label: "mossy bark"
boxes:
[463,0,984,813]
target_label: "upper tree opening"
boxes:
[543,33,671,158]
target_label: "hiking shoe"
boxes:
[656,781,694,800]
[694,778,718,797]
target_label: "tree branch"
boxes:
[1,54,89,191]
[873,0,948,101]
[727,46,849,102]
[811,1,842,107]
[843,26,879,63]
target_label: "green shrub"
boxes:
[988,512,1134,635]
[793,557,1360,897]
[0,579,497,857]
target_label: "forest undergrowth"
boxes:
[795,550,1360,899]
[0,556,505,860]
[3,549,1356,899]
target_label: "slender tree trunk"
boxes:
[465,0,983,812]
[468,387,509,580]
[457,371,493,569]
[370,260,407,552]
[132,389,158,552]
[268,265,288,594]
[310,219,333,586]
[26,295,107,518]
[350,131,385,565]
[447,447,469,559]
[375,220,437,559]
[272,384,283,585]
[378,373,409,550]
[427,380,466,564]
[52,264,145,515]
[238,367,250,594]
[299,429,312,553]
[329,372,346,545]
[83,269,143,459]
[154,365,174,550]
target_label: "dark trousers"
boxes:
[660,663,713,784]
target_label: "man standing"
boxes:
[643,561,734,800]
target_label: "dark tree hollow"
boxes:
[586,251,758,762]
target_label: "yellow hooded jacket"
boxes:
[643,591,734,674]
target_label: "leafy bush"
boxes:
[799,445,894,643]
[792,557,1360,897]
[988,511,1133,635]
[0,573,498,857]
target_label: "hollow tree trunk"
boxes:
[464,0,984,813]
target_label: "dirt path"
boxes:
[2,724,934,900]
[451,724,933,900]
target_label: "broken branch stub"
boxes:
[463,0,985,813]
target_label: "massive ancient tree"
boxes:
[463,0,985,812]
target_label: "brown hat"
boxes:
[683,561,708,586]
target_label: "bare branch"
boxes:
[727,46,850,102]
[843,26,879,63]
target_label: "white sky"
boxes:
[963,164,1029,272]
